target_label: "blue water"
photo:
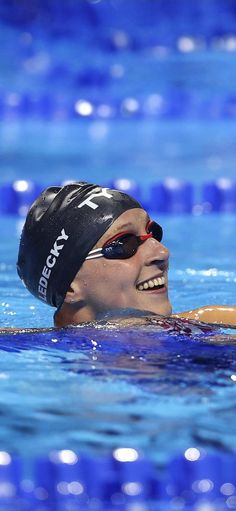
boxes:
[1,120,236,191]
[1,4,236,504]
[0,213,236,468]
[0,318,236,464]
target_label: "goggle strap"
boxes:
[139,233,153,241]
[85,253,104,260]
[85,248,103,260]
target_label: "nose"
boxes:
[141,236,170,263]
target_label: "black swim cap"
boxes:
[17,182,142,308]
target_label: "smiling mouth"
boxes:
[136,275,166,291]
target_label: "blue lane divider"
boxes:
[150,178,193,214]
[0,449,235,510]
[2,92,236,120]
[202,178,236,213]
[0,181,44,216]
[1,179,236,216]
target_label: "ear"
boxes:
[64,277,85,304]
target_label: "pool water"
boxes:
[1,119,236,189]
[0,214,236,468]
[1,2,236,507]
[0,323,235,463]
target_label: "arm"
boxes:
[173,305,236,327]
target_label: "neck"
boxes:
[54,302,95,327]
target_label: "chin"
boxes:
[144,301,172,317]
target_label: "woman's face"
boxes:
[76,208,171,317]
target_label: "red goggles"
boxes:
[85,220,163,261]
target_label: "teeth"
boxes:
[137,276,165,291]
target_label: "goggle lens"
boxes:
[103,234,139,259]
[147,220,163,242]
[103,221,163,259]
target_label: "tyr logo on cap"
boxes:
[77,188,113,210]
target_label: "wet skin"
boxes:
[72,208,172,318]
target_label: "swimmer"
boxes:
[13,181,236,331]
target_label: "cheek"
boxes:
[80,263,115,294]
[106,261,138,289]
[80,259,139,296]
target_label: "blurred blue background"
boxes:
[1,6,236,509]
[0,0,236,200]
